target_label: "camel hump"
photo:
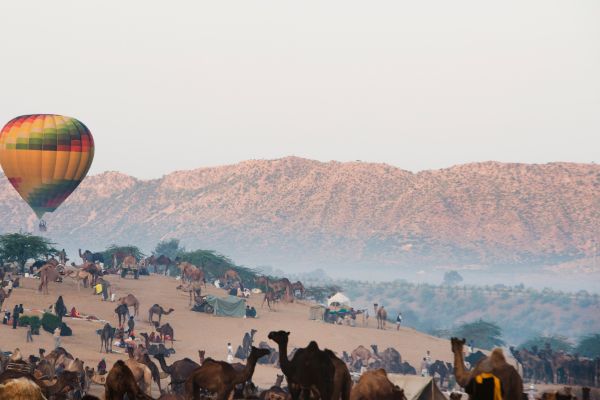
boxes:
[490,348,506,364]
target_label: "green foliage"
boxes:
[153,239,185,259]
[0,233,57,273]
[102,245,145,267]
[18,315,41,334]
[178,249,258,285]
[41,312,71,336]
[519,335,573,353]
[443,270,463,286]
[304,285,343,303]
[575,334,600,358]
[453,319,505,349]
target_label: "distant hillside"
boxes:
[0,157,598,272]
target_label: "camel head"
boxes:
[267,330,290,345]
[251,328,257,336]
[450,337,466,353]
[198,350,205,362]
[249,346,270,362]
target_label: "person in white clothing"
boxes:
[227,342,233,363]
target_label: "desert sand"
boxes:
[1,273,456,397]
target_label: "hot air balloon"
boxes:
[0,114,94,231]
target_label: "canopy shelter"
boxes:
[387,374,447,400]
[205,295,246,318]
[327,292,351,307]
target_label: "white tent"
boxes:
[327,292,351,307]
[387,374,447,400]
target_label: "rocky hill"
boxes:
[0,157,598,272]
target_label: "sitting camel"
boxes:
[105,360,153,400]
[149,304,174,325]
[118,294,140,317]
[450,337,523,400]
[185,346,270,400]
[259,374,290,400]
[350,369,406,400]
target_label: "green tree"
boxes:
[153,239,185,259]
[443,270,463,286]
[519,335,573,353]
[0,233,57,273]
[453,319,505,349]
[575,334,600,358]
[102,245,145,267]
[178,249,258,284]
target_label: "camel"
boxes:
[223,269,241,283]
[122,255,137,269]
[0,287,11,310]
[0,377,46,400]
[144,255,173,274]
[154,353,199,395]
[185,346,270,400]
[268,330,335,400]
[40,347,74,377]
[79,249,104,264]
[177,262,206,285]
[126,347,153,396]
[198,350,205,365]
[98,323,116,353]
[115,304,130,326]
[176,282,203,306]
[376,306,387,330]
[259,374,290,399]
[105,359,153,400]
[140,353,164,395]
[256,276,294,302]
[149,304,175,325]
[156,323,175,347]
[65,268,92,291]
[451,337,523,400]
[351,345,373,366]
[118,294,140,317]
[350,369,406,400]
[291,281,305,298]
[262,289,278,310]
[37,262,62,295]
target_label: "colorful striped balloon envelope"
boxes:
[0,114,94,219]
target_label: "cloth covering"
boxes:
[205,295,246,318]
[387,374,447,400]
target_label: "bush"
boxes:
[18,315,41,334]
[41,312,72,336]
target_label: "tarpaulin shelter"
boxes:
[387,374,447,400]
[205,295,246,318]
[327,292,351,307]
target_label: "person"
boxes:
[97,358,107,375]
[396,312,402,330]
[420,357,429,377]
[12,304,20,329]
[425,350,432,365]
[468,340,474,355]
[127,316,135,336]
[3,311,10,325]
[227,342,233,363]
[95,282,103,296]
[26,324,33,342]
[70,307,80,318]
[101,279,111,301]
[18,304,24,315]
[55,296,67,322]
[53,327,61,349]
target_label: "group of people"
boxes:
[3,303,24,329]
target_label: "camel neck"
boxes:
[236,356,259,384]
[156,355,171,374]
[275,341,293,375]
[452,346,470,386]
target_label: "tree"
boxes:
[519,335,573,353]
[575,334,600,358]
[0,233,57,273]
[453,319,505,350]
[153,239,185,259]
[178,249,258,284]
[443,270,463,286]
[101,245,145,267]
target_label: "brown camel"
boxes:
[0,377,46,400]
[153,353,200,395]
[186,346,270,400]
[262,289,278,310]
[0,287,12,310]
[125,347,153,396]
[177,262,206,285]
[115,303,130,326]
[37,262,62,295]
[291,281,305,298]
[259,374,288,399]
[376,306,387,329]
[65,268,91,291]
[118,294,140,317]
[105,359,153,400]
[198,350,205,365]
[140,353,163,395]
[327,348,352,400]
[268,330,335,400]
[351,345,373,365]
[98,323,116,353]
[350,369,406,400]
[256,276,294,302]
[156,323,175,347]
[149,304,175,325]
[451,337,523,400]
[223,269,241,282]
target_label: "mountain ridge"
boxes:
[0,157,598,273]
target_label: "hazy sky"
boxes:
[1,1,598,179]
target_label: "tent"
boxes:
[387,374,447,400]
[205,295,246,318]
[327,292,351,307]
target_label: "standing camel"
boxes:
[156,323,175,347]
[98,323,116,353]
[65,268,91,291]
[148,304,175,325]
[118,294,140,317]
[185,346,270,400]
[450,337,523,400]
[125,347,153,396]
[105,360,153,400]
[256,276,294,303]
[376,306,387,330]
[115,304,129,327]
[37,262,62,295]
